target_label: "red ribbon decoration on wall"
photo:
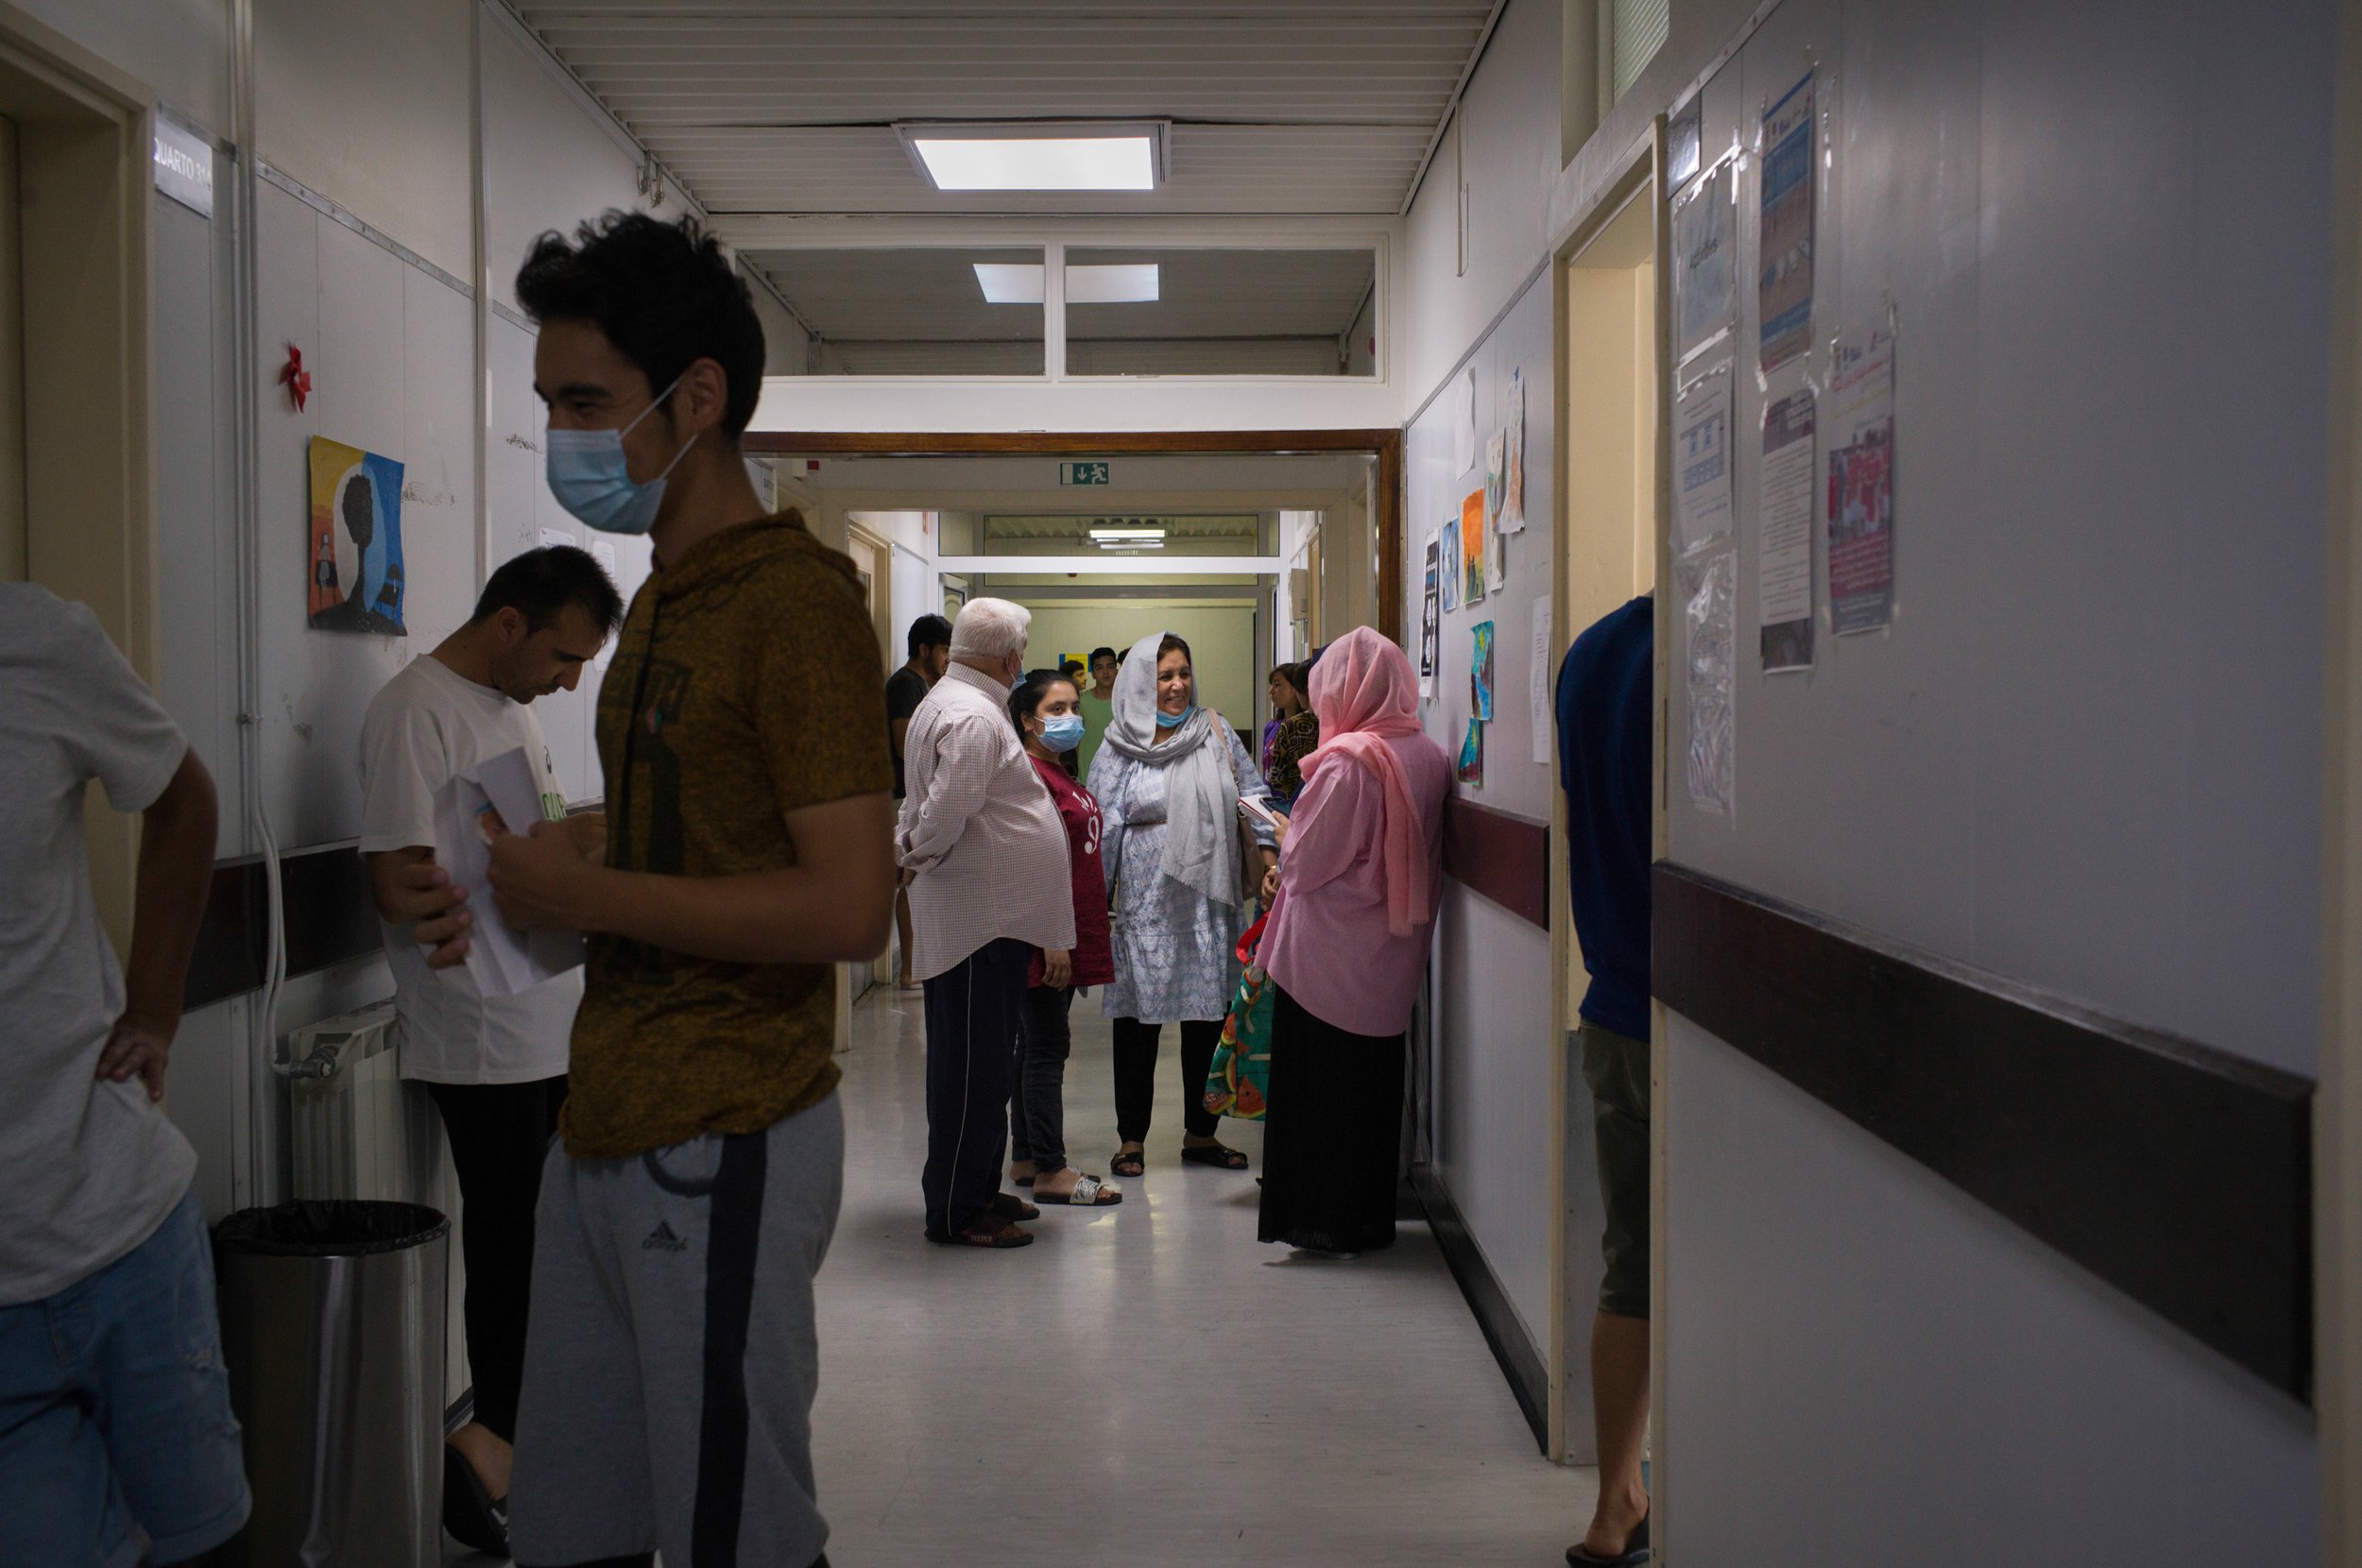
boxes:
[281,345,311,411]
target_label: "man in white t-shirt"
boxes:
[0,583,248,1565]
[358,544,620,1555]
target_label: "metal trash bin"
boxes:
[213,1201,451,1568]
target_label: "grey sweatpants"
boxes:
[507,1094,844,1568]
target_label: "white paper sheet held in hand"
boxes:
[434,744,584,997]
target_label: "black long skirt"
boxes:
[1257,981,1406,1253]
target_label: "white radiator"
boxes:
[284,1000,473,1410]
[287,1001,441,1204]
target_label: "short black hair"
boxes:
[473,545,624,636]
[907,614,953,657]
[1008,667,1079,731]
[1089,646,1119,666]
[514,211,765,439]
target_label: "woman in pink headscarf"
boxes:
[1254,626,1450,1255]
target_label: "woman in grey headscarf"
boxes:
[1088,631,1280,1178]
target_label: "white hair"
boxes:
[950,596,1031,661]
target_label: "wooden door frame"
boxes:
[1542,123,1667,1471]
[0,4,155,956]
[743,429,1407,645]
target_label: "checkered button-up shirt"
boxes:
[896,660,1076,981]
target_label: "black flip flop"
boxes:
[988,1192,1039,1222]
[1110,1149,1146,1178]
[1013,1171,1036,1187]
[1032,1173,1122,1206]
[1566,1507,1650,1565]
[442,1441,510,1557]
[1180,1142,1250,1170]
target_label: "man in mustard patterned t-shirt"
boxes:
[485,213,893,1568]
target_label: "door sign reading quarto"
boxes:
[1058,461,1111,486]
[152,119,214,217]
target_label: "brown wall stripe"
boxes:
[1441,797,1550,930]
[1652,861,2315,1402]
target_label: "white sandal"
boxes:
[1033,1172,1122,1206]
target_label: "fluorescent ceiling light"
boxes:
[972,263,1159,306]
[909,130,1158,192]
[1089,526,1165,540]
[973,264,1044,304]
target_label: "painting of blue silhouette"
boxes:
[307,436,406,634]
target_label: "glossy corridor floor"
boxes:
[450,985,1589,1566]
[808,986,1587,1565]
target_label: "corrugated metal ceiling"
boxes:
[504,2,1500,217]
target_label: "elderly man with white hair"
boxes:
[898,597,1077,1249]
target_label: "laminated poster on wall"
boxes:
[1460,489,1487,605]
[1456,716,1484,786]
[1672,363,1734,557]
[1757,69,1817,376]
[1825,318,1897,635]
[1758,388,1817,672]
[1439,519,1461,613]
[589,540,619,671]
[1682,549,1737,816]
[1420,538,1441,696]
[1673,160,1737,362]
[1499,367,1528,533]
[1529,595,1553,765]
[1470,621,1496,722]
[306,436,407,634]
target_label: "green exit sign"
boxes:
[1058,461,1110,486]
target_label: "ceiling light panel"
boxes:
[973,263,1160,305]
[902,124,1164,192]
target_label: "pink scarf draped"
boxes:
[1298,626,1432,936]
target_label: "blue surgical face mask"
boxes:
[1038,714,1085,753]
[1155,704,1196,730]
[544,374,696,536]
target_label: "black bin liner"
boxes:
[214,1200,448,1256]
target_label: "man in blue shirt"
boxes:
[1556,595,1653,1567]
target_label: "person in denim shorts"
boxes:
[0,584,248,1565]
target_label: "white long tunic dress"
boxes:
[1088,721,1279,1023]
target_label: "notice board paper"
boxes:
[1471,621,1496,721]
[1460,490,1487,605]
[1500,367,1528,533]
[1420,537,1441,696]
[1530,596,1554,765]
[1682,551,1737,816]
[1673,162,1736,361]
[1826,320,1897,635]
[1456,717,1484,786]
[1672,365,1735,557]
[1758,70,1816,374]
[1440,519,1461,613]
[436,745,585,997]
[1758,389,1817,672]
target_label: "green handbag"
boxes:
[1204,912,1274,1121]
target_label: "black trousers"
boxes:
[1009,985,1073,1173]
[921,938,1029,1238]
[1257,984,1405,1253]
[426,1073,568,1442]
[1111,1016,1223,1145]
